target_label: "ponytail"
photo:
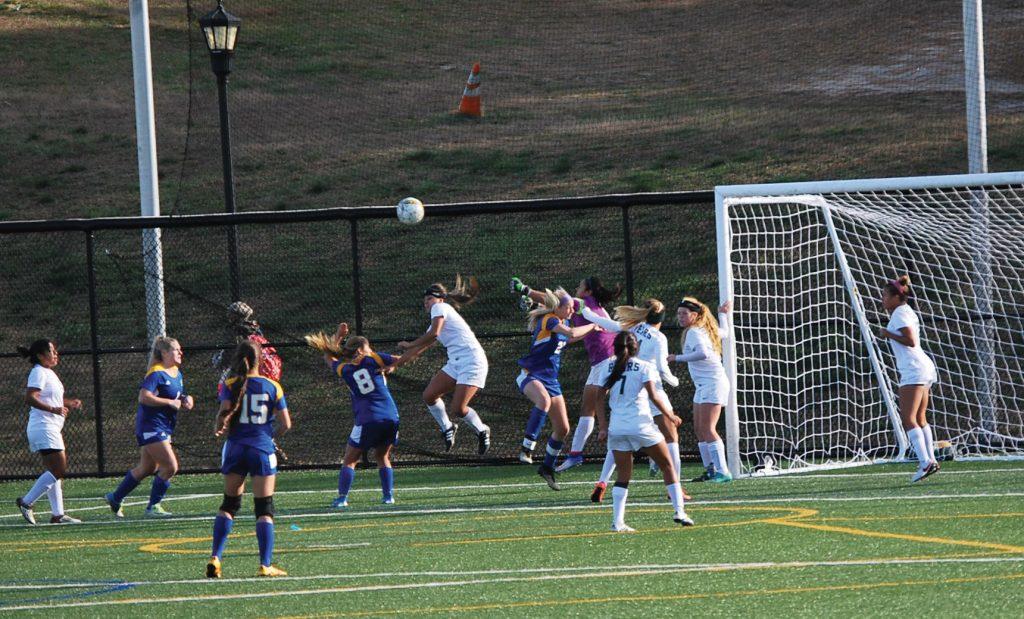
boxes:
[425,274,480,309]
[17,339,53,365]
[613,298,666,328]
[585,276,622,305]
[885,275,912,301]
[603,331,639,390]
[222,340,261,430]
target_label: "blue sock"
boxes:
[110,471,141,504]
[543,438,564,469]
[256,520,274,567]
[148,476,171,508]
[524,407,548,445]
[211,515,233,559]
[379,467,394,500]
[338,466,355,499]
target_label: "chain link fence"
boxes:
[0,192,717,478]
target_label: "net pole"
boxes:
[129,0,167,340]
[819,200,908,459]
[716,192,742,477]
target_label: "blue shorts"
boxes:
[516,369,562,397]
[348,419,399,450]
[136,429,172,447]
[220,441,278,477]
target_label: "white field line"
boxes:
[2,492,1024,530]
[4,555,1024,612]
[6,465,1024,520]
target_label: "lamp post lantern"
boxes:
[199,1,242,302]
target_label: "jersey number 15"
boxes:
[239,393,270,425]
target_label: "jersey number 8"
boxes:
[239,393,270,425]
[352,368,376,395]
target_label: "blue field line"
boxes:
[0,579,134,607]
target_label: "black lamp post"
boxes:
[199,1,242,302]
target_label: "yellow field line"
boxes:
[811,512,1024,523]
[772,520,1024,554]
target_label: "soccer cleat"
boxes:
[15,497,35,525]
[381,496,395,505]
[537,465,561,491]
[674,511,695,526]
[442,423,458,453]
[105,492,125,519]
[611,523,636,533]
[690,469,712,483]
[145,503,172,518]
[555,454,584,473]
[50,514,82,524]
[648,462,660,477]
[590,481,607,503]
[911,461,940,483]
[206,557,222,579]
[518,447,534,465]
[257,564,288,577]
[331,496,349,509]
[477,427,491,455]
[709,472,733,483]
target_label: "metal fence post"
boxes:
[622,205,635,305]
[85,232,106,475]
[350,219,364,334]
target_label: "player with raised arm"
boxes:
[509,276,620,470]
[579,299,685,501]
[397,276,492,455]
[14,339,83,525]
[207,340,292,578]
[878,275,940,482]
[670,297,732,483]
[307,324,414,507]
[105,336,194,518]
[598,331,692,531]
[515,288,597,489]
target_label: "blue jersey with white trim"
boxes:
[331,351,399,425]
[217,375,288,453]
[518,314,569,375]
[135,364,186,436]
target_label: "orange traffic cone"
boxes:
[458,62,483,117]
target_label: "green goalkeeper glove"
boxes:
[509,277,530,296]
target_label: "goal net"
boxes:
[716,172,1024,476]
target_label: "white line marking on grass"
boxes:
[2,492,1024,529]
[4,555,1024,611]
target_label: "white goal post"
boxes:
[715,172,1024,477]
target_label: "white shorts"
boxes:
[441,349,488,389]
[585,356,616,387]
[694,379,730,405]
[27,424,65,452]
[608,423,664,452]
[898,370,937,387]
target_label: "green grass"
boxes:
[1,461,1023,616]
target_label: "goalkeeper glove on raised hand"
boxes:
[509,277,531,296]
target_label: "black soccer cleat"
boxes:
[690,469,712,483]
[477,427,491,455]
[538,465,561,491]
[442,423,458,453]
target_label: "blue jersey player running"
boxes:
[207,340,292,579]
[307,323,413,508]
[105,336,194,519]
[516,289,596,490]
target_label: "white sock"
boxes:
[23,470,57,506]
[611,485,628,528]
[667,442,682,479]
[570,416,595,453]
[666,481,686,514]
[599,450,616,484]
[426,401,452,431]
[47,479,64,517]
[462,408,488,435]
[712,439,728,476]
[697,442,712,469]
[922,424,935,462]
[908,427,929,467]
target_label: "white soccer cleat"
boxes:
[50,514,82,524]
[611,523,636,533]
[145,503,173,518]
[15,497,35,525]
[673,511,695,526]
[911,461,940,483]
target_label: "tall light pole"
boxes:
[199,1,242,302]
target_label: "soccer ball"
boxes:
[396,197,424,225]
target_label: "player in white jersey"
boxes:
[878,275,940,482]
[578,299,688,501]
[595,331,692,531]
[670,297,733,483]
[397,275,491,455]
[14,339,83,525]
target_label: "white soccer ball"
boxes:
[396,197,424,225]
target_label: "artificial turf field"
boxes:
[1,460,1023,616]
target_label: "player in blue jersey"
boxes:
[206,340,291,578]
[516,288,597,490]
[307,323,413,508]
[105,336,193,518]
